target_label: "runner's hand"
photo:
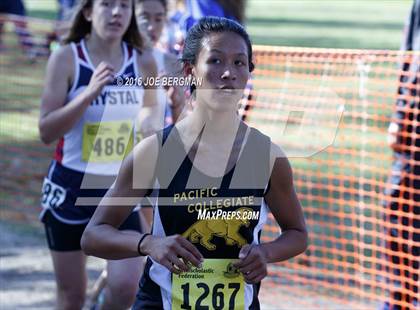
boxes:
[84,61,115,101]
[142,234,204,274]
[234,244,268,284]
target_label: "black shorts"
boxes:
[43,209,142,252]
[40,161,121,223]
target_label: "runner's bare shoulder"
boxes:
[269,142,290,180]
[46,44,74,84]
[124,133,160,190]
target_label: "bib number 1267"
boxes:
[172,259,244,310]
[180,282,240,310]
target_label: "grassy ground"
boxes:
[246,0,412,49]
[24,0,412,49]
[25,0,58,20]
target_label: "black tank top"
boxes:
[151,122,271,258]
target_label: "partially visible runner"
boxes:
[38,0,157,309]
[183,0,246,31]
[0,0,36,59]
[57,0,80,21]
[136,0,185,129]
[382,0,419,309]
[82,17,308,310]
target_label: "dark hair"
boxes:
[136,0,167,11]
[181,16,254,73]
[63,0,144,49]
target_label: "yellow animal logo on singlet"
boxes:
[182,207,253,250]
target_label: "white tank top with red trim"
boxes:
[54,39,144,175]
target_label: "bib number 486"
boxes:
[180,282,240,310]
[93,137,127,157]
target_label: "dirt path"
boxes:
[0,221,374,310]
[0,221,104,309]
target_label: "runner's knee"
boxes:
[57,286,85,310]
[106,278,138,307]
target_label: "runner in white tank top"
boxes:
[38,1,159,309]
[56,38,144,175]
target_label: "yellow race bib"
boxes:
[172,259,245,310]
[82,121,135,162]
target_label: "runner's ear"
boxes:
[183,63,194,77]
[83,7,92,22]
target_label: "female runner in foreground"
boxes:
[82,16,308,309]
[38,0,157,308]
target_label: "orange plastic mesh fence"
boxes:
[0,14,55,222]
[0,15,418,309]
[250,46,419,309]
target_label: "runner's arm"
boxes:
[136,48,163,137]
[234,144,308,283]
[81,135,159,259]
[137,48,158,108]
[164,52,185,122]
[39,46,114,144]
[260,144,308,263]
[82,132,203,270]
